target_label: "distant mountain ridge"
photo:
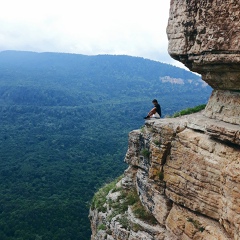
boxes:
[0,50,210,112]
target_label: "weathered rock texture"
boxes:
[204,90,240,125]
[90,112,240,239]
[90,0,240,239]
[167,0,240,90]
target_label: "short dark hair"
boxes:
[152,99,158,103]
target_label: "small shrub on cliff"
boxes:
[187,217,205,232]
[172,104,206,118]
[132,201,158,225]
[108,189,138,216]
[107,189,138,221]
[159,171,164,181]
[106,229,112,235]
[140,125,145,133]
[141,148,150,158]
[118,214,130,230]
[153,140,161,146]
[132,223,144,232]
[97,224,107,231]
[125,190,139,206]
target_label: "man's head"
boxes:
[152,99,158,105]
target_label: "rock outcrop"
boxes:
[90,111,240,239]
[90,0,240,239]
[167,0,240,90]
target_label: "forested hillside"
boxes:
[0,51,212,240]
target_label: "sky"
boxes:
[0,0,185,68]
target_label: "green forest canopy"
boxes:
[0,51,212,240]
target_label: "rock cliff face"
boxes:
[90,108,240,239]
[89,0,240,239]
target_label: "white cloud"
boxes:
[0,0,186,68]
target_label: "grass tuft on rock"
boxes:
[172,104,206,118]
[97,224,107,231]
[132,201,158,225]
[187,217,205,232]
[141,148,151,158]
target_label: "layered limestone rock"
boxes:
[167,0,240,123]
[204,90,240,125]
[90,112,239,239]
[167,0,240,90]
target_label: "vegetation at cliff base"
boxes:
[0,51,212,240]
[92,176,158,236]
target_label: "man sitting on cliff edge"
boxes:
[144,99,161,119]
